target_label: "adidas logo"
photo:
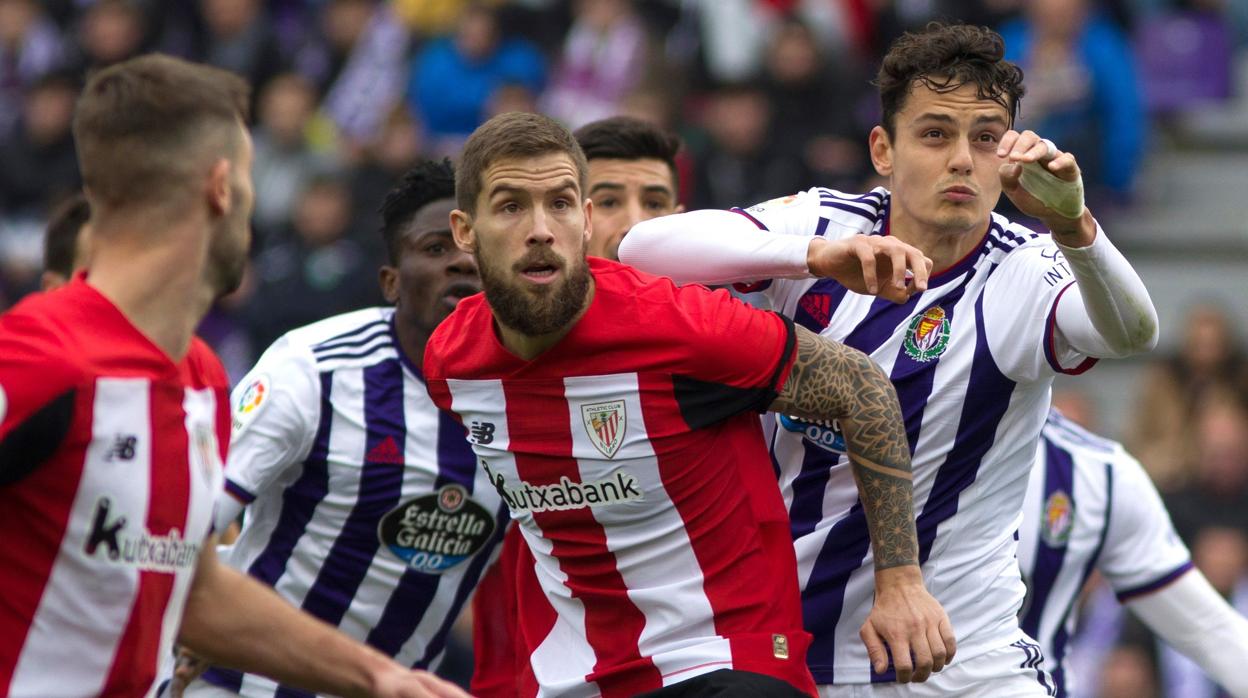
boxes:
[799,293,832,329]
[367,436,405,465]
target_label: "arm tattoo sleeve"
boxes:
[770,326,919,570]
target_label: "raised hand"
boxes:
[807,235,933,304]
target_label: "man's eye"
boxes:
[597,198,618,209]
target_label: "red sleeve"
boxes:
[659,284,797,429]
[0,311,81,484]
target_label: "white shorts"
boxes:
[818,633,1055,698]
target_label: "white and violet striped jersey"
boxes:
[1019,409,1192,697]
[733,187,1099,685]
[199,308,507,697]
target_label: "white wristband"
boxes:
[1019,139,1085,219]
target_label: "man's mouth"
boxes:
[441,282,480,308]
[519,261,561,285]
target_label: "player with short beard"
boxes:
[425,112,946,697]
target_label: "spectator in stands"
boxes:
[1127,302,1248,488]
[318,0,410,147]
[348,105,426,258]
[191,0,284,93]
[71,0,146,71]
[690,81,807,209]
[541,0,648,129]
[39,193,89,291]
[0,71,79,217]
[1000,0,1146,202]
[0,0,66,138]
[243,174,382,352]
[408,2,545,154]
[762,16,868,193]
[1164,394,1248,539]
[250,72,336,240]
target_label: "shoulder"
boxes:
[185,337,230,390]
[0,290,88,380]
[1042,410,1122,457]
[741,186,887,235]
[292,307,398,370]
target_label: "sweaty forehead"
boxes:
[902,81,1010,125]
[481,153,582,197]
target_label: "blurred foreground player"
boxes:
[1019,409,1248,697]
[0,54,466,698]
[426,111,940,696]
[622,22,1158,696]
[186,160,507,696]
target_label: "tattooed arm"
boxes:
[769,326,956,682]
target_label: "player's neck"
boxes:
[86,219,215,362]
[496,277,596,361]
[888,212,990,275]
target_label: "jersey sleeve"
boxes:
[730,188,847,301]
[222,334,322,505]
[981,235,1098,383]
[662,283,797,429]
[1098,448,1193,601]
[0,312,80,485]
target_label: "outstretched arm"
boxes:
[998,129,1158,357]
[769,326,955,682]
[179,542,469,698]
[1127,570,1248,698]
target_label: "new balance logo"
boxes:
[367,436,404,465]
[470,421,495,445]
[482,462,643,513]
[106,434,137,461]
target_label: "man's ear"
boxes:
[450,209,475,253]
[378,265,399,304]
[673,203,686,214]
[869,126,893,177]
[207,158,231,214]
[582,198,593,246]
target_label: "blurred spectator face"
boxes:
[0,0,36,47]
[586,158,680,261]
[869,82,1009,240]
[619,91,671,130]
[576,0,629,32]
[706,88,770,156]
[1193,526,1248,595]
[80,0,144,67]
[259,74,316,147]
[201,0,259,38]
[1098,646,1158,698]
[1193,398,1248,493]
[1028,0,1088,39]
[294,180,352,247]
[456,6,499,61]
[24,80,76,145]
[767,22,821,86]
[380,197,480,338]
[322,0,373,53]
[373,109,423,173]
[1051,390,1098,431]
[488,84,538,118]
[1181,304,1235,373]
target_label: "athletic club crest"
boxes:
[581,400,626,459]
[903,306,951,362]
[1041,490,1074,547]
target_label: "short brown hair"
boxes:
[456,112,588,214]
[876,23,1025,138]
[73,53,250,211]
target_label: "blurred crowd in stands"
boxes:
[2,0,1248,695]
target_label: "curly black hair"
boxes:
[876,22,1025,138]
[379,158,456,265]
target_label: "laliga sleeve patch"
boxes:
[747,191,804,215]
[232,374,270,434]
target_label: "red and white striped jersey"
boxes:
[0,278,227,698]
[425,257,816,697]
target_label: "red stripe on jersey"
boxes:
[637,372,816,694]
[0,384,95,690]
[501,380,662,697]
[99,383,191,694]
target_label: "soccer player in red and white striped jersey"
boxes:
[425,112,949,697]
[0,54,465,698]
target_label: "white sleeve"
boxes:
[1099,448,1193,598]
[619,187,854,287]
[1127,570,1248,698]
[981,236,1098,382]
[1052,225,1158,359]
[219,334,321,511]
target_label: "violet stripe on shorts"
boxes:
[915,293,1016,564]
